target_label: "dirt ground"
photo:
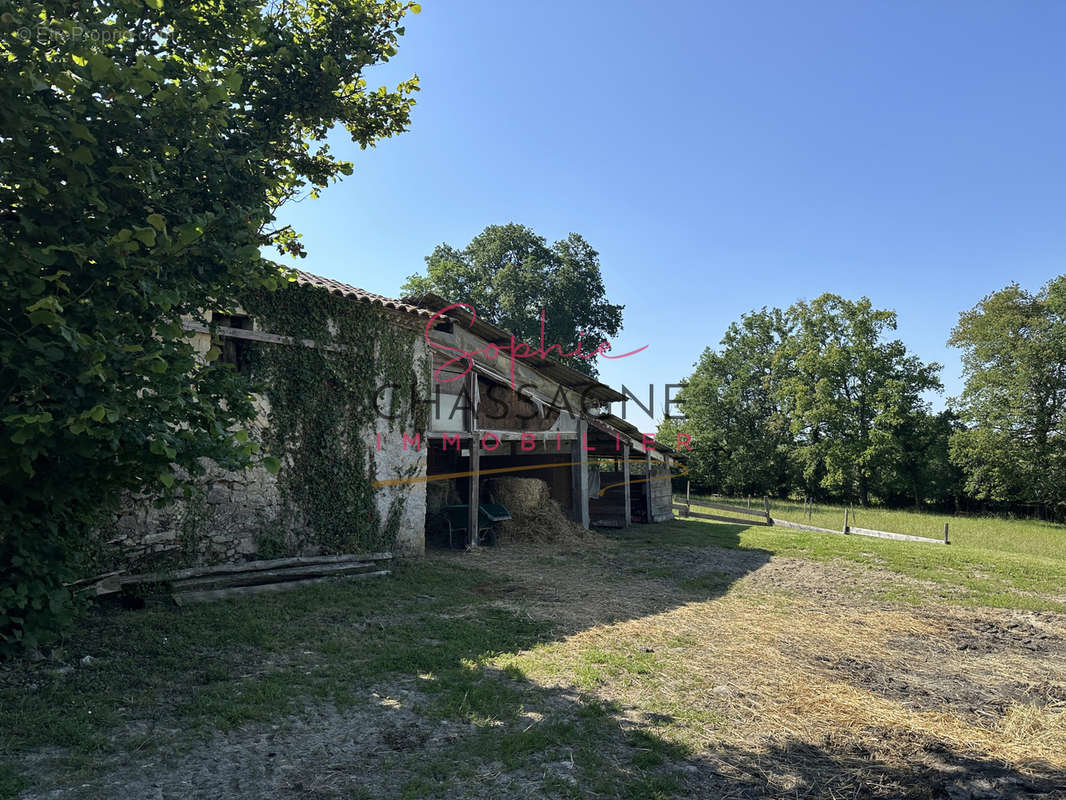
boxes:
[457,541,1066,798]
[9,533,1066,799]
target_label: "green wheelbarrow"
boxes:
[429,503,512,549]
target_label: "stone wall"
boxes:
[101,322,430,569]
[103,461,282,569]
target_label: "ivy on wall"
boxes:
[245,283,424,555]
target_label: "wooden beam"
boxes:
[572,418,590,529]
[172,570,390,605]
[644,451,652,522]
[671,506,771,526]
[467,371,480,548]
[684,500,770,518]
[622,444,631,528]
[181,322,345,353]
[425,429,579,441]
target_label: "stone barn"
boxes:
[103,271,685,569]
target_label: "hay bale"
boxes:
[486,477,594,543]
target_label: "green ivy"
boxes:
[246,284,423,555]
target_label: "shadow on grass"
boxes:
[4,521,1059,798]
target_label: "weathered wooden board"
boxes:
[170,560,380,592]
[673,504,772,527]
[772,518,943,544]
[686,500,770,518]
[121,552,392,586]
[172,570,391,605]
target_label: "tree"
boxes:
[948,276,1066,515]
[1,0,419,651]
[777,295,942,505]
[671,308,794,496]
[876,409,963,510]
[401,223,624,376]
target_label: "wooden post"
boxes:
[468,436,480,548]
[686,480,690,507]
[763,496,771,524]
[843,507,850,534]
[572,418,590,529]
[943,522,950,545]
[466,371,479,549]
[623,444,632,528]
[645,451,653,523]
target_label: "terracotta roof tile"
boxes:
[293,270,431,317]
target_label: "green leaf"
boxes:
[70,122,97,144]
[158,471,174,488]
[133,227,157,247]
[10,427,33,445]
[69,145,94,165]
[263,456,281,474]
[204,345,221,362]
[145,0,163,8]
[87,54,112,81]
[147,213,166,231]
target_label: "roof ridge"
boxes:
[292,269,430,317]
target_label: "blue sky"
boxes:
[274,1,1066,432]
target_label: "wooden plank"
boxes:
[172,570,391,605]
[770,518,841,534]
[182,322,344,353]
[848,526,943,544]
[622,444,632,528]
[686,500,773,518]
[684,508,772,526]
[170,561,379,592]
[772,518,944,544]
[121,553,392,586]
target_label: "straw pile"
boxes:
[486,477,593,543]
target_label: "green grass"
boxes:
[4,512,1065,798]
[698,494,1066,560]
[0,559,692,799]
[624,516,1066,611]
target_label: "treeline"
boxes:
[659,276,1066,519]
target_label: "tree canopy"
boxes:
[671,294,945,506]
[949,276,1066,513]
[401,223,624,377]
[672,308,793,498]
[1,0,419,651]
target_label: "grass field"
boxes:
[700,494,1066,560]
[2,517,1065,799]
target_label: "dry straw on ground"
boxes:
[474,540,1066,795]
[486,477,595,544]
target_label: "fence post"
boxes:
[843,507,850,534]
[943,522,950,545]
[763,496,771,524]
[686,480,690,507]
